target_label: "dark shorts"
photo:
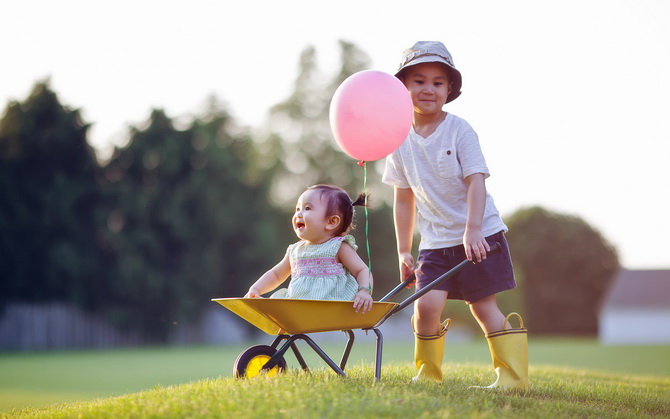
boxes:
[415,231,516,303]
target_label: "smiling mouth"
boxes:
[296,222,305,229]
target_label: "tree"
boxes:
[100,104,282,341]
[0,81,105,310]
[505,206,619,335]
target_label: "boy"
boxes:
[382,41,528,390]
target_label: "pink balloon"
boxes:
[330,70,413,161]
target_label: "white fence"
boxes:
[0,303,251,351]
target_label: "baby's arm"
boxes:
[463,173,490,263]
[338,242,374,314]
[244,253,291,298]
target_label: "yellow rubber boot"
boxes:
[412,316,451,382]
[481,312,529,391]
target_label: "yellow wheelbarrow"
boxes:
[213,242,501,380]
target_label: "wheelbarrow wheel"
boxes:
[233,345,287,378]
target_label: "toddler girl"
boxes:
[245,184,374,314]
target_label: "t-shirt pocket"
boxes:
[437,147,462,179]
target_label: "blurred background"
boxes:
[1,0,669,350]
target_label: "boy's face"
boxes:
[400,62,453,116]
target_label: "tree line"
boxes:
[0,42,619,341]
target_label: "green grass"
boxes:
[1,338,669,417]
[4,365,670,418]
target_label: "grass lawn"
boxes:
[1,337,669,414]
[4,364,670,418]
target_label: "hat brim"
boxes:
[395,56,462,103]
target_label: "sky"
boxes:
[2,0,669,269]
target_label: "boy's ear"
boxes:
[326,215,342,231]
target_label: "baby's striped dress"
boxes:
[271,235,359,300]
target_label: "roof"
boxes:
[601,269,670,309]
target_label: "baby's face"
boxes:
[401,62,453,114]
[292,189,331,244]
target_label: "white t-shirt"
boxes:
[382,113,507,250]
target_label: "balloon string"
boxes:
[361,161,373,278]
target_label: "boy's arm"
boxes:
[394,186,416,283]
[464,173,490,263]
[245,253,291,297]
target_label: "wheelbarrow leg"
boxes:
[294,334,347,377]
[339,330,355,371]
[372,327,383,381]
[289,341,309,371]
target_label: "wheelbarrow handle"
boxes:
[378,275,416,302]
[378,242,502,316]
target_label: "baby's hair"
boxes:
[307,184,368,236]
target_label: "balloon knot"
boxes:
[357,160,366,167]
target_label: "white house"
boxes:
[599,269,670,345]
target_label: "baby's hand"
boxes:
[353,289,373,314]
[244,288,261,298]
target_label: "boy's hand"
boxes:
[463,230,490,263]
[399,252,415,287]
[353,289,373,314]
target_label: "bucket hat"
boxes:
[395,41,462,103]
